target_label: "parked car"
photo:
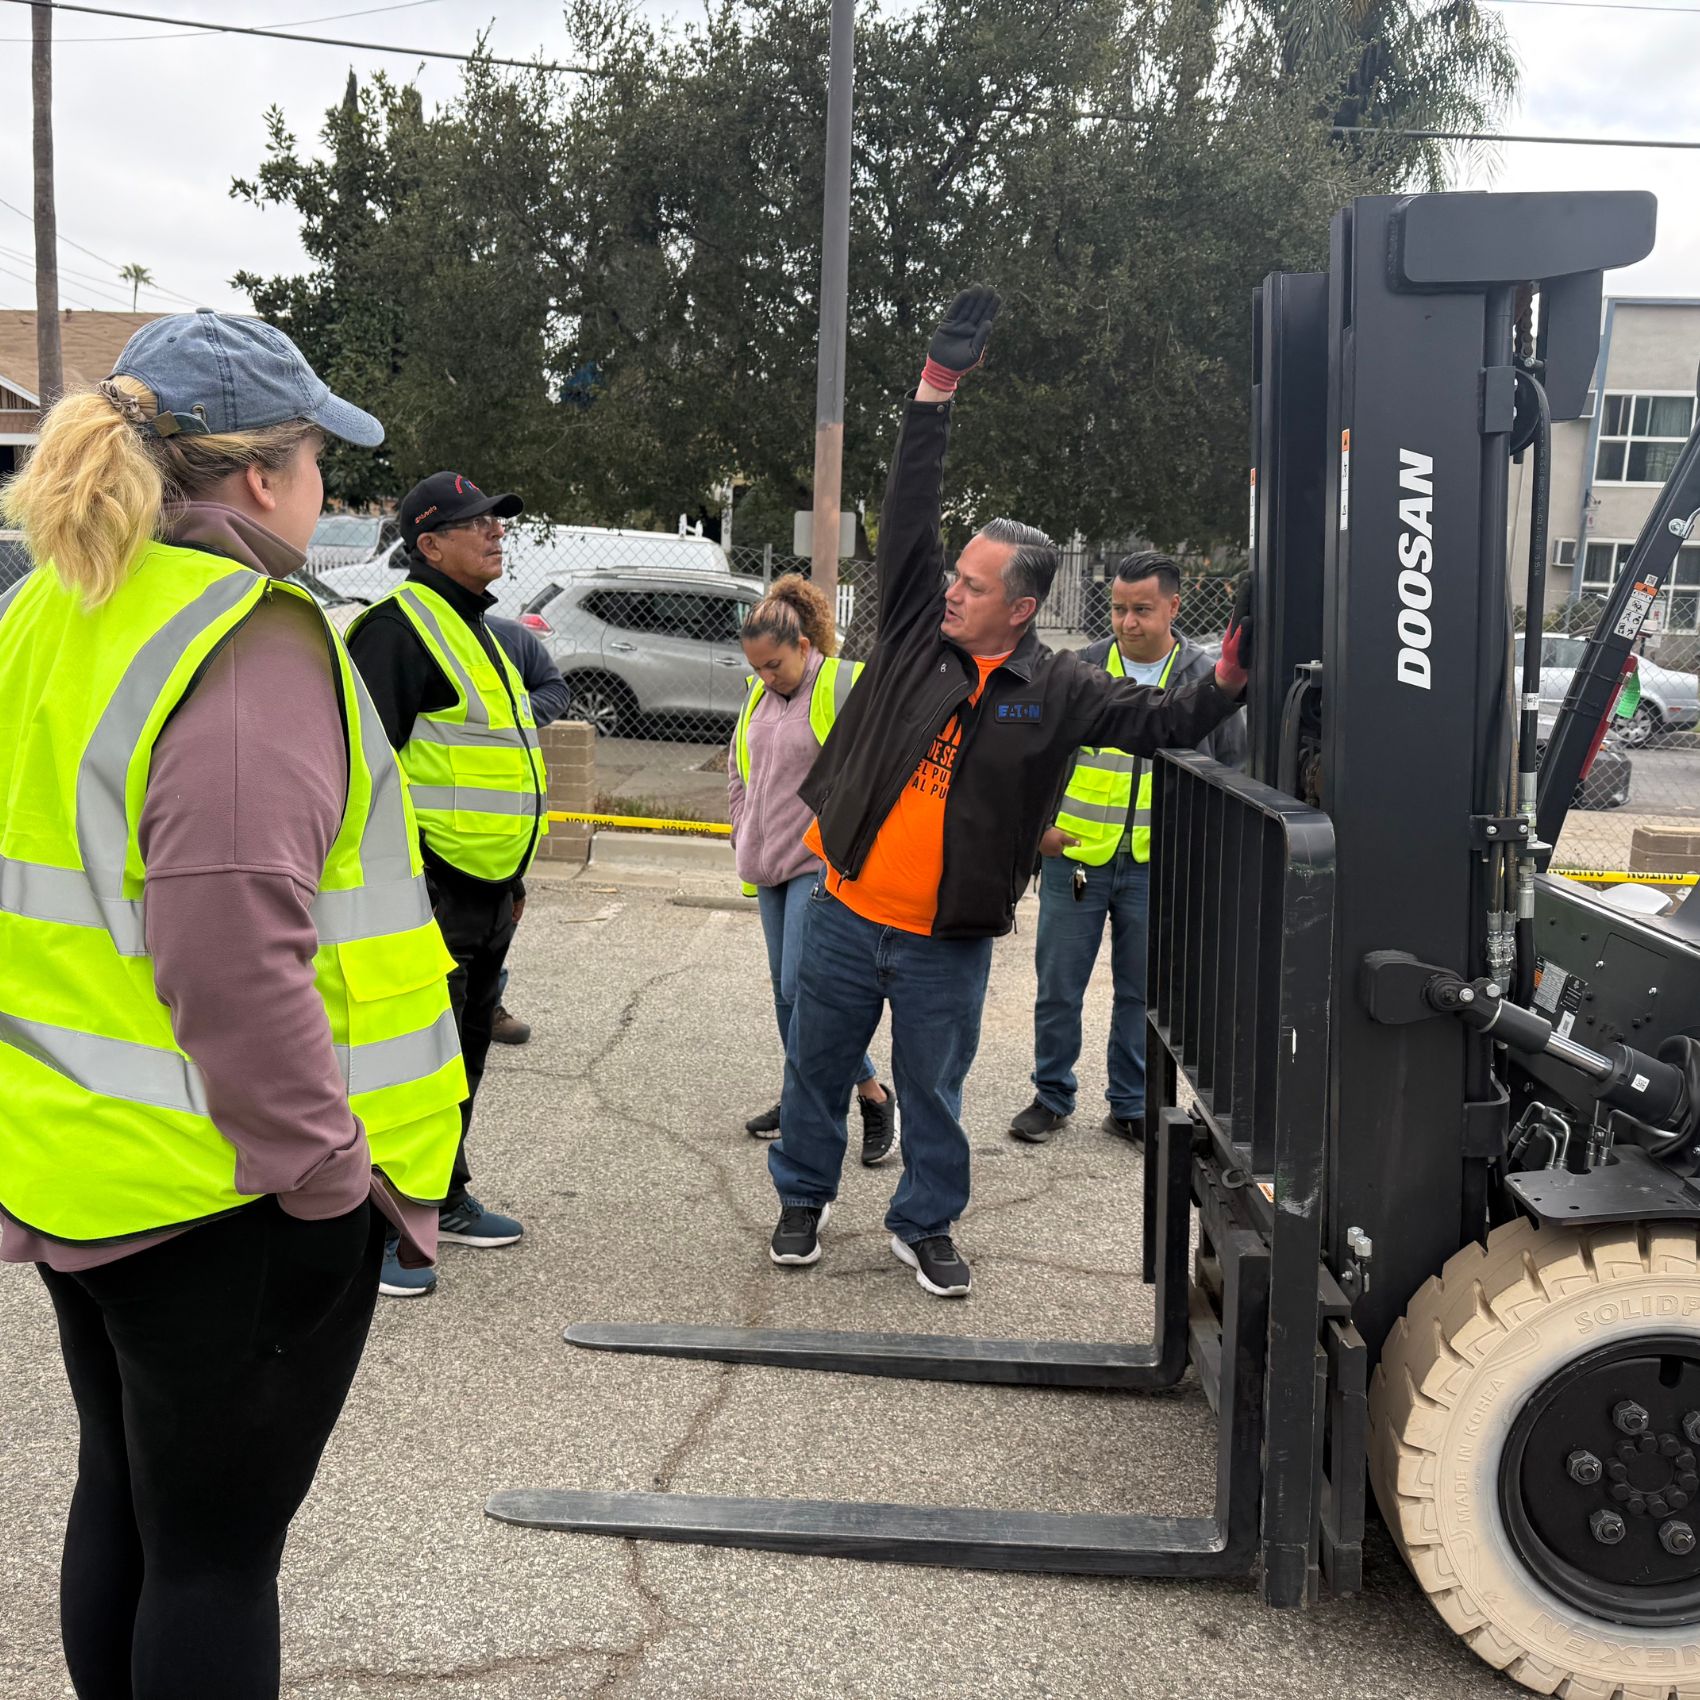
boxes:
[1515,633,1700,747]
[1535,712,1633,811]
[525,569,765,738]
[317,525,731,619]
[306,513,399,573]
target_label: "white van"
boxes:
[317,523,730,619]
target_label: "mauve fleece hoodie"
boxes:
[1,505,439,1273]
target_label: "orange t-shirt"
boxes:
[804,652,1008,935]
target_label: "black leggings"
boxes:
[37,1197,382,1700]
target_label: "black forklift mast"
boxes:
[1252,190,1655,1349]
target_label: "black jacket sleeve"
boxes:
[875,397,954,639]
[1068,660,1242,758]
[488,616,572,727]
[345,604,452,752]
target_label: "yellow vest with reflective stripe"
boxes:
[362,582,548,882]
[1055,642,1179,866]
[0,545,467,1243]
[732,656,863,896]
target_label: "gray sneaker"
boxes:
[1009,1097,1068,1144]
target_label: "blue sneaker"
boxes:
[438,1195,524,1248]
[379,1233,437,1299]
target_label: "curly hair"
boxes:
[742,572,838,657]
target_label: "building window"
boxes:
[1582,540,1700,632]
[1594,393,1694,484]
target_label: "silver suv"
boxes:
[526,570,764,737]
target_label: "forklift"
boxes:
[489,189,1700,1697]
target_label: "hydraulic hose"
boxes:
[1513,370,1552,1006]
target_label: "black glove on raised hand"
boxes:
[1216,574,1254,693]
[921,286,1002,394]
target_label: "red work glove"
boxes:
[920,285,1002,395]
[1215,575,1253,695]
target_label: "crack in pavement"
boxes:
[296,1641,614,1693]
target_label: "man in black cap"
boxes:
[347,471,542,1298]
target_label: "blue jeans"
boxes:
[756,870,874,1085]
[1031,851,1150,1122]
[769,888,993,1243]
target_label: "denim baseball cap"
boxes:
[109,309,384,448]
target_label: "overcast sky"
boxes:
[0,0,1693,319]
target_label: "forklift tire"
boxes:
[1371,1216,1700,1698]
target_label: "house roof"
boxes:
[0,311,164,406]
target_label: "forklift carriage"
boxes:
[489,189,1700,1697]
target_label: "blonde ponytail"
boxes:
[0,375,322,608]
[1,380,164,607]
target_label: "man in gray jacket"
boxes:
[1010,550,1245,1146]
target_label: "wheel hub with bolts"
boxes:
[1501,1335,1700,1627]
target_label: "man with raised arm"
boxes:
[768,286,1252,1297]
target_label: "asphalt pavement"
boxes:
[1,856,1515,1700]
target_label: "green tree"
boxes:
[233,0,1515,549]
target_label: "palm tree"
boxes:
[1266,0,1520,188]
[118,262,154,311]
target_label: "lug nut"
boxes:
[1683,1412,1700,1447]
[1568,1450,1604,1485]
[1593,1509,1628,1545]
[1661,1520,1697,1556]
[1616,1401,1652,1435]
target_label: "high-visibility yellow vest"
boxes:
[0,544,467,1243]
[359,582,548,882]
[732,656,863,896]
[1055,642,1179,866]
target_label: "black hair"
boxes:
[1114,549,1181,597]
[978,517,1059,614]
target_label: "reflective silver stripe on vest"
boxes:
[394,586,489,727]
[406,785,543,817]
[337,1007,461,1095]
[1071,749,1140,776]
[0,1011,210,1116]
[344,657,418,888]
[406,719,524,748]
[75,573,262,955]
[1056,796,1130,825]
[2,1006,459,1111]
[830,660,858,715]
[1,852,431,950]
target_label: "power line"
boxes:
[0,241,185,310]
[1485,0,1700,13]
[0,261,106,313]
[1333,125,1700,149]
[0,0,443,44]
[0,0,603,73]
[0,195,203,304]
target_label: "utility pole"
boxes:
[809,0,854,602]
[32,1,62,405]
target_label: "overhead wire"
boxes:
[0,0,443,43]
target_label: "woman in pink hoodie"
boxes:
[728,576,895,1163]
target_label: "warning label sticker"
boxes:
[1532,962,1567,1013]
[1248,467,1257,555]
[1615,580,1661,641]
[1339,430,1351,532]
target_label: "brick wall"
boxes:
[1629,826,1700,877]
[536,720,594,865]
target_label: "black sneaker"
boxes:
[745,1102,782,1139]
[1009,1097,1068,1144]
[1102,1112,1142,1145]
[891,1233,971,1298]
[858,1087,897,1166]
[770,1203,831,1266]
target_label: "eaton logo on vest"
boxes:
[1396,448,1435,691]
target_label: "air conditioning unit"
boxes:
[1555,538,1578,567]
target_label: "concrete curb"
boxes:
[588,828,735,873]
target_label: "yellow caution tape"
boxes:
[546,810,732,837]
[1551,867,1698,888]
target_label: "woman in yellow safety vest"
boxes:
[0,311,463,1700]
[727,574,896,1162]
